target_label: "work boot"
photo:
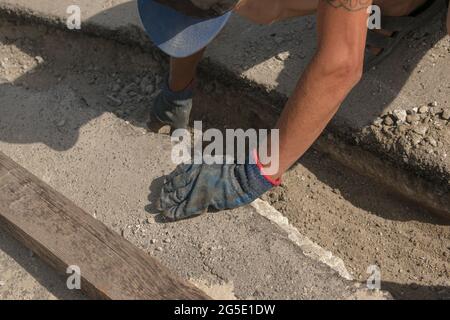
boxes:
[147,79,194,133]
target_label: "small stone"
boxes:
[123,82,138,94]
[430,101,438,107]
[418,105,429,114]
[413,125,428,136]
[382,126,392,134]
[204,83,215,94]
[0,281,5,287]
[383,115,394,126]
[373,118,383,127]
[56,119,66,127]
[406,114,420,124]
[427,137,437,147]
[107,95,123,107]
[441,109,450,120]
[35,56,44,64]
[409,134,422,146]
[397,125,408,133]
[392,109,407,123]
[144,84,155,95]
[275,52,290,61]
[163,238,171,244]
[274,36,284,44]
[111,84,121,92]
[429,107,442,115]
[150,239,157,244]
[156,246,163,252]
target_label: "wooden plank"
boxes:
[0,152,210,300]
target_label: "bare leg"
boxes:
[147,49,205,132]
[168,48,205,92]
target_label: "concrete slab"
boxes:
[0,0,447,219]
[0,18,392,300]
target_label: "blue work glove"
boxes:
[147,79,193,131]
[158,158,279,221]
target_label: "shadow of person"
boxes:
[0,21,100,151]
[383,281,450,300]
[0,4,161,151]
[145,175,169,223]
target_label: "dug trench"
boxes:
[0,19,448,300]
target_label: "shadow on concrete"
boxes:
[383,281,450,300]
[145,175,171,223]
[300,150,450,225]
[0,9,159,151]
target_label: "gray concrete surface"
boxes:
[0,19,393,300]
[0,0,448,218]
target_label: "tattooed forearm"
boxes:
[324,0,372,11]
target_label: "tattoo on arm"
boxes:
[324,0,371,11]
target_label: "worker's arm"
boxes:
[266,0,371,179]
[158,1,371,220]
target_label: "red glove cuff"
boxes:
[252,150,282,186]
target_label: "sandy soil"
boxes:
[263,153,449,300]
[199,85,450,299]
[0,19,448,300]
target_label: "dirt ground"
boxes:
[263,154,449,300]
[0,19,448,300]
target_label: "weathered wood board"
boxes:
[0,151,209,300]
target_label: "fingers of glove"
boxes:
[162,200,187,221]
[163,171,193,194]
[164,163,192,183]
[159,179,196,211]
[162,199,207,221]
[159,187,182,210]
